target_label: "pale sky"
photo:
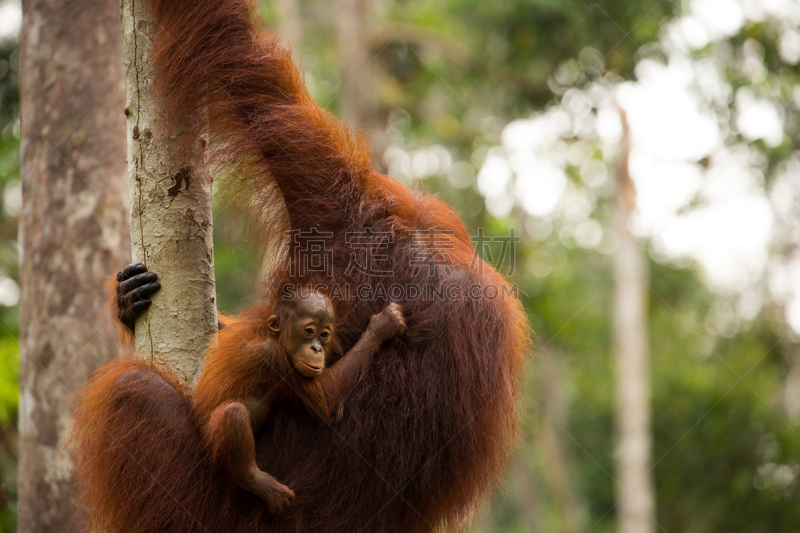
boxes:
[0,1,21,42]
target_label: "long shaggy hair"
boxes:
[71,0,530,531]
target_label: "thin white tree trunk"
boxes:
[337,0,372,130]
[537,351,584,533]
[779,335,800,422]
[18,0,129,529]
[121,0,217,383]
[612,106,655,533]
[276,0,302,55]
[515,454,543,533]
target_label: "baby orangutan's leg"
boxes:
[207,402,295,515]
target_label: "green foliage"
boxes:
[475,230,800,532]
[0,35,19,533]
[369,0,673,148]
[0,337,17,423]
[0,336,16,533]
[212,207,260,315]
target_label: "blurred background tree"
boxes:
[15,0,129,531]
[3,0,800,531]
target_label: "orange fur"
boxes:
[72,0,530,531]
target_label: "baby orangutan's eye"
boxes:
[320,331,330,339]
[304,327,315,335]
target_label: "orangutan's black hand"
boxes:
[116,263,160,330]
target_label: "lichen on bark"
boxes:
[121,0,218,383]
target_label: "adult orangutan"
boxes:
[70,0,529,531]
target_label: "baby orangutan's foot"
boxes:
[246,468,295,515]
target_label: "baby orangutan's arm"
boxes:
[319,303,405,415]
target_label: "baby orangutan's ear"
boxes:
[267,315,280,333]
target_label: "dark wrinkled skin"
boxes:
[115,263,160,330]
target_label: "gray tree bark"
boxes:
[612,106,655,533]
[276,0,302,57]
[536,351,584,533]
[18,0,129,530]
[336,0,373,130]
[121,0,217,383]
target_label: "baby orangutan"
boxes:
[191,286,405,515]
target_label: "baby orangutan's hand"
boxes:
[368,303,406,344]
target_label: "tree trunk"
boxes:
[537,351,584,533]
[336,0,373,130]
[18,0,129,530]
[276,0,302,56]
[777,332,800,423]
[514,454,543,533]
[121,0,217,383]
[612,106,655,533]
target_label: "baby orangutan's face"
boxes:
[269,292,335,378]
